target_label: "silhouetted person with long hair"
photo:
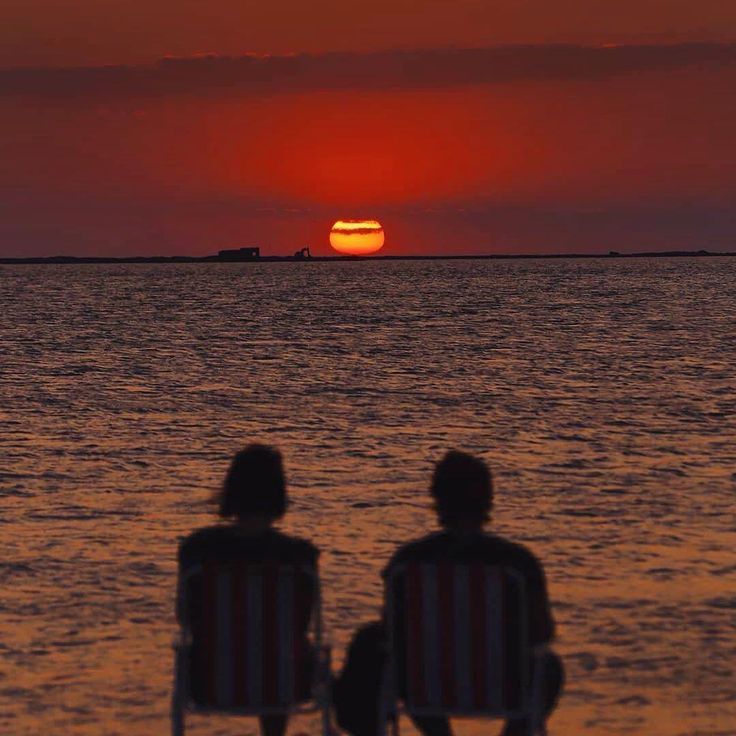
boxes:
[177,445,318,736]
[334,450,563,736]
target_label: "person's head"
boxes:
[430,450,493,529]
[218,444,287,522]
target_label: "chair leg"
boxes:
[171,646,185,736]
[375,655,394,736]
[171,684,184,736]
[321,678,331,736]
[320,644,332,736]
[390,712,400,736]
[528,652,546,736]
[321,700,331,736]
[171,702,184,736]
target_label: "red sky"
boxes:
[1,3,736,256]
[4,1,736,67]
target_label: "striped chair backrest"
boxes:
[389,562,528,714]
[187,562,313,709]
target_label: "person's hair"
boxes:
[218,444,287,520]
[430,450,493,526]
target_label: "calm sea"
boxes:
[1,258,734,736]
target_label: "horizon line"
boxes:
[2,248,735,265]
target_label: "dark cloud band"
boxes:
[2,43,736,99]
[331,227,385,236]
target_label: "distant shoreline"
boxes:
[1,249,735,265]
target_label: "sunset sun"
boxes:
[329,219,385,255]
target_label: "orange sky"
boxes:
[1,4,735,256]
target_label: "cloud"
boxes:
[2,43,736,99]
[331,227,385,236]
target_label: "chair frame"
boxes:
[378,563,546,736]
[171,562,331,736]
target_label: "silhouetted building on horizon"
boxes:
[218,247,261,261]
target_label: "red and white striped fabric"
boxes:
[396,563,527,714]
[190,562,312,709]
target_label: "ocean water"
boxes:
[0,257,734,736]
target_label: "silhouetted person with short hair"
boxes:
[177,445,318,736]
[334,450,563,736]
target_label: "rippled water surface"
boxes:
[1,258,735,736]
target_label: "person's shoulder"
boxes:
[383,531,447,575]
[270,530,320,563]
[178,525,225,551]
[482,534,545,573]
[178,526,319,567]
[178,525,226,563]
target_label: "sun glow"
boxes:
[329,220,385,255]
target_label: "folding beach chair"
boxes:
[171,561,331,736]
[379,562,546,736]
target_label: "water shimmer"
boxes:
[1,258,734,736]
